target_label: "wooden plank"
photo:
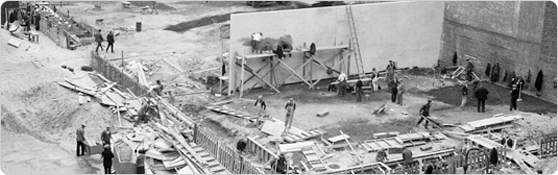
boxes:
[235,62,281,93]
[192,67,219,74]
[279,141,315,153]
[162,58,185,73]
[7,38,21,48]
[328,134,350,143]
[137,66,148,86]
[57,82,98,96]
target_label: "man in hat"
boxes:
[101,127,112,146]
[106,30,115,53]
[135,100,157,126]
[386,60,396,83]
[94,29,104,52]
[416,99,432,129]
[254,95,267,116]
[283,98,296,135]
[390,78,398,103]
[76,124,86,156]
[475,83,489,113]
[101,145,114,174]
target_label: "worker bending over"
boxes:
[148,80,165,96]
[416,99,432,129]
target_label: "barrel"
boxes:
[136,22,141,32]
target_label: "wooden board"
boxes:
[106,91,125,106]
[279,141,315,153]
[7,38,21,48]
[163,58,184,73]
[205,105,257,120]
[328,134,350,143]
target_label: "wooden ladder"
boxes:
[345,4,365,77]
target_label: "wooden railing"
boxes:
[194,125,266,174]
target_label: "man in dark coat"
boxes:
[94,29,104,52]
[101,145,114,174]
[356,78,364,102]
[460,84,468,108]
[390,78,398,103]
[106,31,114,53]
[402,147,413,168]
[416,99,432,129]
[136,149,146,174]
[475,83,489,112]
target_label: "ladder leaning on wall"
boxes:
[345,4,365,77]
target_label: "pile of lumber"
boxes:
[260,118,327,143]
[57,73,144,124]
[457,115,523,133]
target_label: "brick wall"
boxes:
[440,1,556,103]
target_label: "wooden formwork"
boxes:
[194,126,266,174]
[540,135,557,158]
[246,137,278,163]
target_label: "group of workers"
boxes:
[94,29,116,53]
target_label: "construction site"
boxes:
[1,1,557,174]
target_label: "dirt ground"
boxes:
[1,1,556,174]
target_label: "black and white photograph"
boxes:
[0,1,556,174]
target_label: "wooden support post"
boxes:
[276,58,313,87]
[240,51,246,98]
[340,130,363,173]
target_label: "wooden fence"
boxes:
[540,135,557,158]
[246,137,278,163]
[90,51,149,96]
[194,125,266,174]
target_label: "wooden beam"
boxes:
[276,54,320,87]
[235,62,281,93]
[244,60,282,95]
[276,59,313,87]
[310,51,351,87]
[162,58,184,73]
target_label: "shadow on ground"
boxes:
[424,82,556,114]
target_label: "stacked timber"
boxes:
[457,115,523,133]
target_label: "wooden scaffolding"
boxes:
[228,45,353,97]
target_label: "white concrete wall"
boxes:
[228,1,444,94]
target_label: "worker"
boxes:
[402,147,413,168]
[465,59,475,81]
[376,148,388,162]
[101,145,114,174]
[283,98,296,135]
[338,72,347,96]
[150,1,158,14]
[386,60,396,83]
[416,99,432,129]
[251,32,262,54]
[371,68,379,91]
[136,149,146,174]
[106,30,114,53]
[460,83,468,108]
[390,78,398,103]
[94,29,104,52]
[76,124,86,157]
[355,78,364,102]
[269,153,289,174]
[135,100,157,126]
[236,137,248,154]
[510,84,519,111]
[304,43,316,59]
[263,41,273,53]
[101,127,111,146]
[280,40,293,57]
[275,44,285,59]
[254,95,267,116]
[474,83,489,113]
[396,79,405,105]
[515,75,525,97]
[149,80,165,96]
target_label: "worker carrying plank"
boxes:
[283,98,296,136]
[416,99,433,129]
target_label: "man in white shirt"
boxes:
[338,72,347,96]
[251,32,262,54]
